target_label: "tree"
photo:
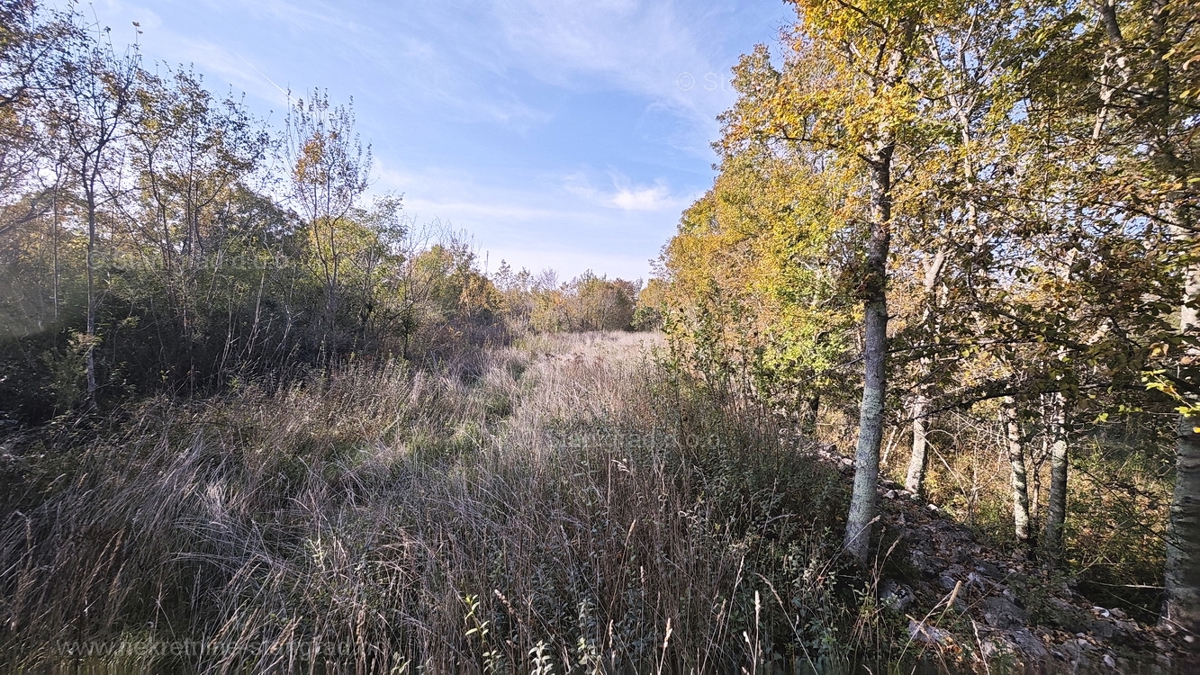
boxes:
[129,66,267,386]
[285,89,371,359]
[46,18,139,401]
[743,0,923,563]
[1079,0,1200,638]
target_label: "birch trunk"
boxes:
[905,395,929,497]
[1003,398,1031,547]
[843,146,892,563]
[1164,227,1200,635]
[904,250,945,497]
[84,180,97,400]
[1043,394,1068,561]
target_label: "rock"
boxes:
[1088,620,1115,640]
[880,579,916,612]
[1108,607,1128,620]
[1044,596,1095,633]
[979,637,1012,661]
[967,571,988,592]
[939,575,958,592]
[982,596,1029,629]
[1058,639,1094,667]
[909,549,936,576]
[908,619,951,645]
[1010,628,1049,660]
[976,561,1003,579]
[883,489,897,499]
[1113,619,1139,637]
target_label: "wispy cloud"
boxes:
[169,38,291,106]
[374,161,682,278]
[67,0,787,279]
[490,0,740,151]
[564,172,687,212]
[611,184,673,211]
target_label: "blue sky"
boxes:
[79,0,793,281]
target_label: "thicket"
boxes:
[0,2,647,428]
[655,0,1197,634]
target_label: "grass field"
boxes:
[1,332,878,673]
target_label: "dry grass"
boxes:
[0,331,865,673]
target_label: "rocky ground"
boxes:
[817,447,1197,673]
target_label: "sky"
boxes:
[75,0,794,281]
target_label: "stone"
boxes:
[976,561,1003,579]
[982,596,1029,629]
[1045,597,1092,633]
[967,571,988,592]
[1009,629,1049,660]
[979,638,1011,661]
[1088,620,1115,640]
[1058,639,1089,667]
[908,619,951,645]
[880,579,916,612]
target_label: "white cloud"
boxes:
[373,161,680,279]
[564,172,687,212]
[610,184,672,211]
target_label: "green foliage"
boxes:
[495,264,643,334]
[0,7,518,423]
[653,0,1197,632]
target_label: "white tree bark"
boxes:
[1164,231,1200,635]
[844,146,892,564]
[1003,398,1031,547]
[1043,393,1069,561]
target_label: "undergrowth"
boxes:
[0,332,938,673]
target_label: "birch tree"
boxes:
[713,0,940,563]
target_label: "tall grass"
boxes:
[0,332,868,673]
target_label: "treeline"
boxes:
[493,263,658,333]
[0,1,647,425]
[656,0,1198,633]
